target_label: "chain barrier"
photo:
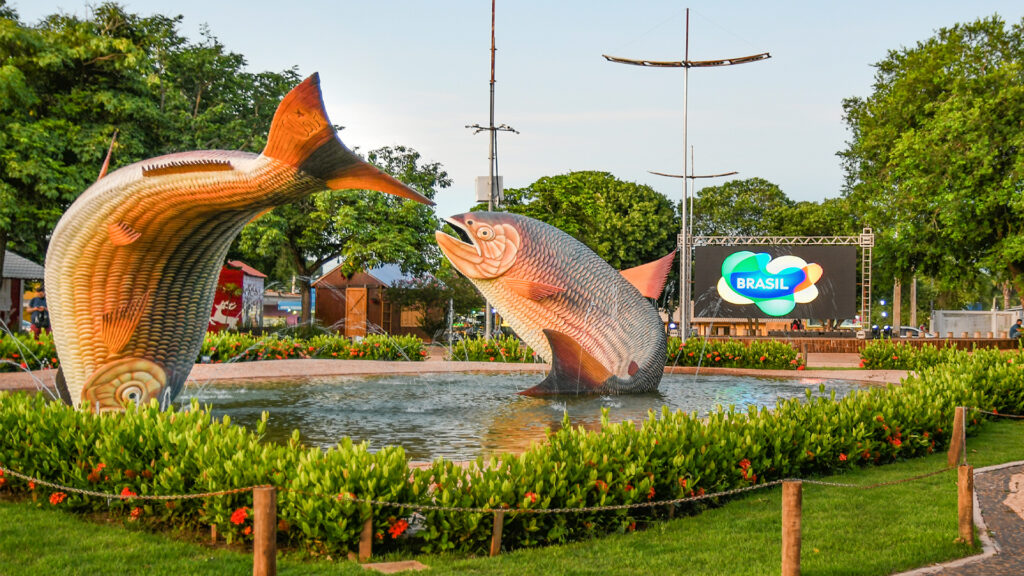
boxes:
[797,465,956,490]
[0,465,256,501]
[972,408,1024,420]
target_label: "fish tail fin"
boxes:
[620,250,676,299]
[262,73,433,205]
[520,329,612,396]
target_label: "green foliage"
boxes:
[199,332,426,363]
[4,347,1022,556]
[502,171,677,271]
[841,15,1024,295]
[447,335,538,363]
[0,330,57,372]
[0,4,298,266]
[236,145,449,323]
[691,178,794,237]
[859,341,965,370]
[666,338,803,369]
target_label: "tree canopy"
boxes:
[501,171,678,270]
[840,15,1024,295]
[0,2,298,273]
[236,145,448,323]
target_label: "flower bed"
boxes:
[1,348,1020,556]
[200,332,426,363]
[666,337,804,369]
[859,340,965,370]
[447,335,539,363]
[0,331,58,372]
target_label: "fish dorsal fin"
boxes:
[142,159,233,177]
[521,329,612,396]
[108,221,141,246]
[247,207,274,226]
[620,250,676,299]
[261,73,432,205]
[503,277,565,301]
[101,291,151,354]
[97,129,118,181]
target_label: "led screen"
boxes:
[693,245,857,319]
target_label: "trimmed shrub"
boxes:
[0,331,58,372]
[666,337,803,369]
[1,348,1021,555]
[447,335,539,363]
[859,340,965,370]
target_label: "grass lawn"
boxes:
[1,419,1022,576]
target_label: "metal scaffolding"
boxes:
[688,228,875,328]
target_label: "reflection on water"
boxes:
[180,373,863,461]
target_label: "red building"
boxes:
[208,260,266,332]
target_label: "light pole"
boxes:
[604,8,769,342]
[465,0,517,340]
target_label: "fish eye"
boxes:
[121,385,144,405]
[476,226,494,239]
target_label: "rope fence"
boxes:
[0,404,1015,575]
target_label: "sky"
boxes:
[13,1,1024,221]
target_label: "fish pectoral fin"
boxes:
[108,221,142,246]
[503,277,565,301]
[101,291,151,354]
[620,250,676,299]
[521,329,612,396]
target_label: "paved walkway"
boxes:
[898,462,1024,576]
[0,353,905,392]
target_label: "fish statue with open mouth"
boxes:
[45,73,432,412]
[436,212,673,395]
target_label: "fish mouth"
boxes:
[435,215,484,267]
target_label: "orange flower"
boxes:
[524,492,539,504]
[49,492,67,505]
[230,507,249,525]
[243,526,252,536]
[120,486,137,498]
[388,519,409,538]
[130,507,142,520]
[839,453,848,462]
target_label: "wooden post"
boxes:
[252,486,277,576]
[781,480,802,576]
[957,465,974,545]
[948,406,965,467]
[490,510,505,557]
[211,524,217,543]
[359,516,373,562]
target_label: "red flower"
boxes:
[595,480,608,492]
[230,507,249,525]
[688,352,694,357]
[678,477,687,488]
[28,481,35,490]
[738,459,751,470]
[875,415,884,422]
[891,438,902,447]
[524,492,539,504]
[647,486,656,500]
[839,453,848,462]
[419,351,427,356]
[120,486,137,498]
[49,492,67,505]
[489,357,495,361]
[797,365,805,370]
[388,519,409,539]
[628,521,636,532]
[243,526,252,536]
[861,451,871,459]
[624,484,634,492]
[759,355,766,362]
[859,360,865,367]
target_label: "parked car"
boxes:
[899,326,935,338]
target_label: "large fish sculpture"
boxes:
[436,212,674,395]
[46,73,432,412]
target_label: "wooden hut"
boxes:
[313,263,433,340]
[3,251,45,332]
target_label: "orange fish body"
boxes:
[45,74,431,412]
[436,212,672,395]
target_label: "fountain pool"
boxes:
[181,373,866,461]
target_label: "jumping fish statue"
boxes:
[45,73,432,412]
[436,212,673,395]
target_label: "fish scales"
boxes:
[436,212,666,395]
[47,74,431,411]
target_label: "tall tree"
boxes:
[236,145,448,323]
[501,171,678,270]
[840,15,1024,296]
[690,178,794,237]
[0,3,297,271]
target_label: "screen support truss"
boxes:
[684,228,875,329]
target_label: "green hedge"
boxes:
[666,337,803,369]
[447,335,539,363]
[859,340,967,370]
[1,348,1021,556]
[200,332,426,363]
[0,331,58,372]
